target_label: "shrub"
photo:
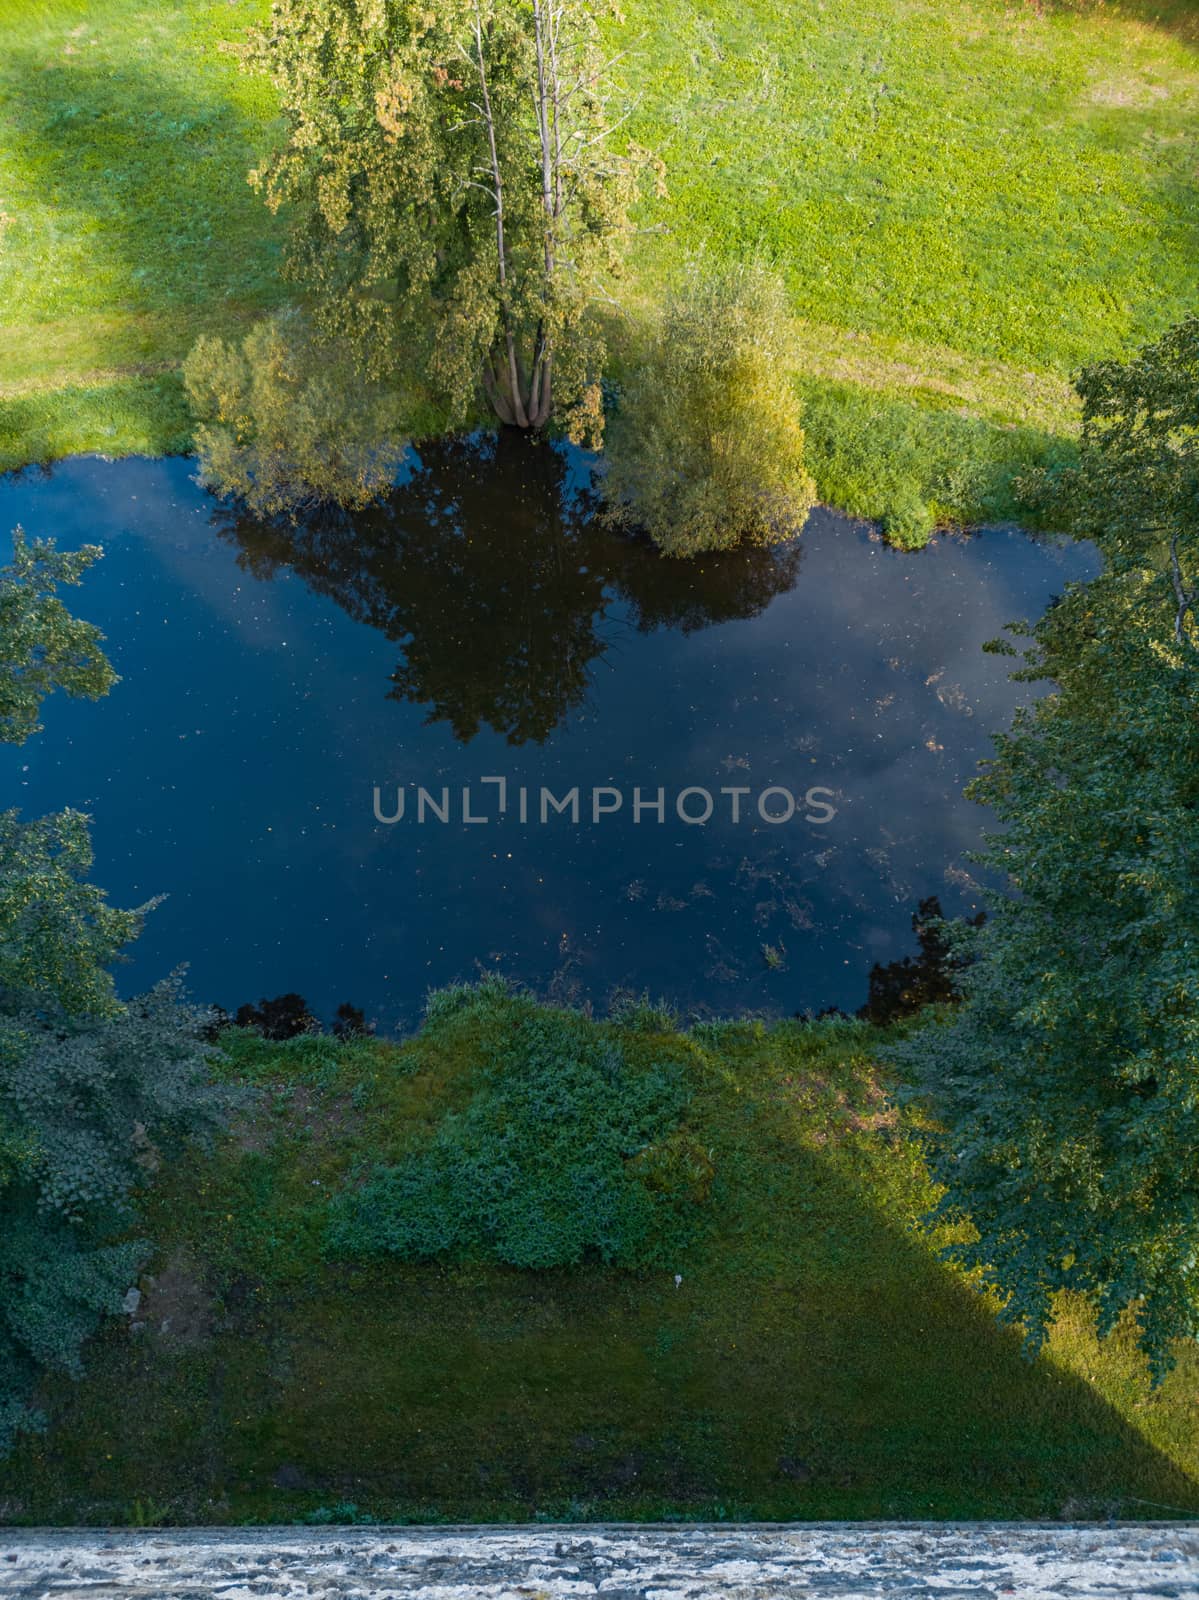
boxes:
[881,488,936,550]
[421,972,515,1030]
[603,263,816,556]
[184,308,410,517]
[0,981,226,1452]
[233,992,319,1041]
[329,988,700,1270]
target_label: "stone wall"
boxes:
[1,1523,1197,1599]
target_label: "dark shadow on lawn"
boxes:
[0,1104,1193,1524]
[1041,0,1199,48]
[1,47,281,313]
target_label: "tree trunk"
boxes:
[474,0,567,433]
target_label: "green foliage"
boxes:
[881,491,936,552]
[893,316,1199,1377]
[0,978,225,1456]
[184,308,410,515]
[3,0,1199,500]
[0,557,227,1455]
[0,807,143,1023]
[300,1501,380,1526]
[329,985,696,1269]
[797,379,1072,545]
[607,993,679,1034]
[0,532,116,747]
[603,263,816,556]
[0,1209,143,1455]
[243,0,654,437]
[0,830,225,1452]
[1,977,227,1223]
[6,1007,1198,1522]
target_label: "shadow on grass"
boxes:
[1,45,280,313]
[1042,0,1199,48]
[0,375,192,475]
[0,1063,1193,1525]
[0,41,283,466]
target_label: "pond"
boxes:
[0,435,1098,1031]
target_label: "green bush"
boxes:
[328,987,699,1270]
[882,489,936,551]
[602,262,816,557]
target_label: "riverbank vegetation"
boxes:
[0,535,226,1455]
[894,315,1199,1378]
[2,0,1198,534]
[2,0,1198,1527]
[0,985,1196,1525]
[602,263,817,555]
[1,325,1197,1517]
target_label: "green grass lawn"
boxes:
[0,0,285,466]
[1,991,1195,1527]
[1,0,1197,523]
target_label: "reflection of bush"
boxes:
[327,980,700,1270]
[858,896,983,1025]
[185,309,410,517]
[232,992,319,1041]
[216,432,802,744]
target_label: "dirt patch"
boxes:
[1087,76,1170,109]
[135,1250,213,1350]
[772,1068,900,1145]
[229,1083,363,1157]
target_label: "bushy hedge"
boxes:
[328,983,700,1270]
[184,308,411,517]
[602,262,816,557]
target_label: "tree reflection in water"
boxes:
[214,430,802,745]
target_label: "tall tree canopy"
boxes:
[244,0,657,437]
[0,538,224,1455]
[894,317,1199,1376]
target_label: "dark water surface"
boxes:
[0,438,1097,1030]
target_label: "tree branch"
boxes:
[1168,532,1198,652]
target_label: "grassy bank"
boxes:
[2,0,1198,523]
[1,986,1195,1526]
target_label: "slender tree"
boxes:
[243,0,658,439]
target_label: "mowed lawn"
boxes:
[0,0,1197,511]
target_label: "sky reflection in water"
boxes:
[0,437,1098,1030]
